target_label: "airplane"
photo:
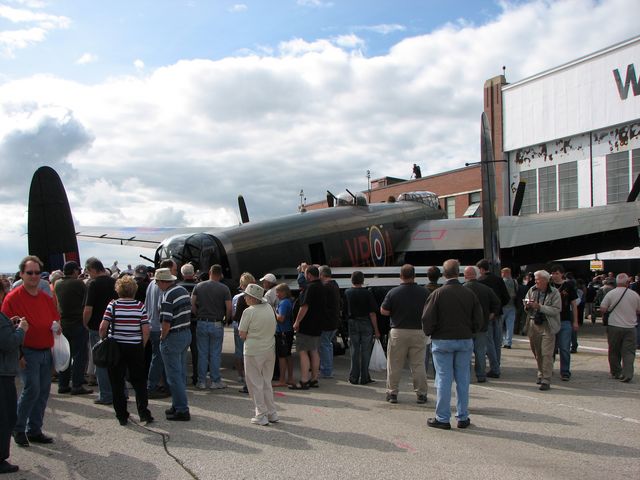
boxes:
[28,165,640,288]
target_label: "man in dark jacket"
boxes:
[319,266,341,379]
[463,266,501,383]
[0,313,28,473]
[477,259,509,378]
[423,259,482,430]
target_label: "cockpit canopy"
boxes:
[397,191,440,209]
[335,191,368,207]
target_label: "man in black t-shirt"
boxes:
[380,264,429,404]
[550,264,578,381]
[83,257,117,405]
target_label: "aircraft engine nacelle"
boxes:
[154,233,226,277]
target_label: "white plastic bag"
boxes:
[369,338,387,372]
[52,333,71,372]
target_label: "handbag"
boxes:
[602,288,628,326]
[52,332,71,372]
[369,338,387,372]
[92,302,120,368]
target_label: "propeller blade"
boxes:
[238,195,249,223]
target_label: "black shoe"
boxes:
[427,418,451,430]
[117,417,129,426]
[166,411,190,421]
[0,460,19,474]
[27,433,54,444]
[486,372,500,378]
[561,375,570,382]
[148,389,170,399]
[570,348,577,353]
[386,393,398,404]
[71,387,94,395]
[361,378,376,385]
[348,379,359,385]
[165,406,176,415]
[536,378,542,385]
[620,377,632,383]
[539,383,550,391]
[238,386,249,394]
[416,394,428,404]
[503,345,512,349]
[93,398,112,405]
[13,432,29,447]
[476,377,487,383]
[57,386,71,394]
[139,413,154,424]
[457,418,471,429]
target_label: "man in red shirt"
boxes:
[1,256,60,448]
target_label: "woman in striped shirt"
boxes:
[99,275,152,425]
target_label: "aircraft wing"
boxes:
[75,226,213,248]
[397,202,640,265]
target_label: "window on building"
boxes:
[558,161,578,210]
[445,197,456,219]
[519,169,537,215]
[538,165,557,212]
[607,151,630,204]
[468,191,481,205]
[632,148,640,190]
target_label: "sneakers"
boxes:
[386,393,398,404]
[196,382,207,390]
[210,381,227,390]
[267,413,280,423]
[251,415,269,426]
[416,394,428,404]
[71,387,93,395]
[166,411,191,421]
[457,418,471,429]
[427,418,451,430]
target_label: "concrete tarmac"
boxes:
[7,324,640,480]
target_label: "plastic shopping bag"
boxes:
[369,338,387,372]
[52,332,71,372]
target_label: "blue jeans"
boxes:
[320,329,337,377]
[502,305,516,347]
[196,321,224,383]
[556,321,572,377]
[59,323,89,389]
[15,348,52,435]
[160,327,192,413]
[486,319,502,375]
[348,319,373,383]
[473,331,488,380]
[147,330,167,391]
[89,329,112,402]
[431,339,474,423]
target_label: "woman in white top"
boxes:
[238,283,278,426]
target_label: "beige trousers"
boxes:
[386,328,428,395]
[244,351,277,418]
[527,319,555,384]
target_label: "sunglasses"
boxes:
[24,271,41,276]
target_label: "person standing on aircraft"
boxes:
[178,264,199,387]
[463,266,500,383]
[146,260,174,398]
[501,268,518,349]
[2,256,60,448]
[344,271,380,385]
[599,273,640,382]
[238,283,278,426]
[84,257,117,406]
[157,268,192,421]
[290,266,323,390]
[476,259,509,379]
[524,270,561,390]
[55,261,92,396]
[423,259,481,430]
[191,264,232,390]
[260,273,278,309]
[319,266,340,379]
[380,264,429,404]
[549,264,578,381]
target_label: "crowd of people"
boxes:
[0,254,639,473]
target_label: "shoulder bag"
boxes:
[92,302,121,368]
[602,288,628,326]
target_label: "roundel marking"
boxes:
[369,226,386,267]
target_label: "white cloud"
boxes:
[357,24,406,35]
[1,0,639,271]
[76,52,97,65]
[296,0,333,7]
[0,3,70,57]
[228,4,248,13]
[333,34,365,50]
[133,59,145,70]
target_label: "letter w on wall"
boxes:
[613,64,640,100]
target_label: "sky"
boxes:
[1,0,639,273]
